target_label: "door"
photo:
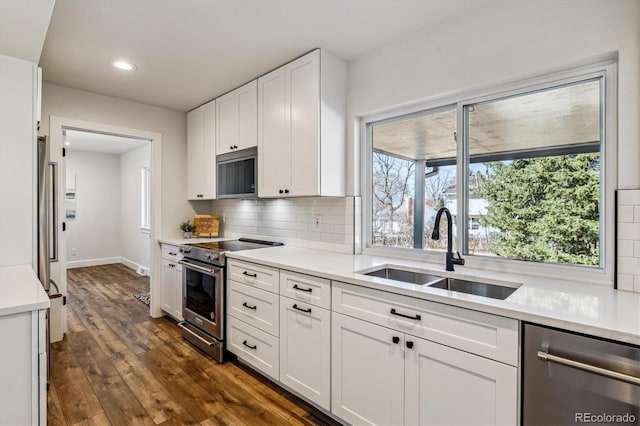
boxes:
[161,259,175,315]
[331,312,404,426]
[217,80,257,155]
[187,101,216,200]
[280,298,330,410]
[405,337,517,426]
[287,50,320,196]
[187,107,204,200]
[257,67,288,197]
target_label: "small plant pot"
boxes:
[183,232,193,239]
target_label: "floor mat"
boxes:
[133,292,150,306]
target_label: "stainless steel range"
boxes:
[177,238,282,362]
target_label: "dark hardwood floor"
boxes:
[48,263,339,426]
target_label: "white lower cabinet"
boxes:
[228,316,279,380]
[161,245,183,321]
[279,297,331,410]
[332,312,517,426]
[405,336,517,426]
[331,312,405,426]
[0,309,47,425]
[331,281,518,426]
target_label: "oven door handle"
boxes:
[178,322,214,347]
[179,260,216,275]
[537,348,640,385]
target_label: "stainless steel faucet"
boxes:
[431,207,465,271]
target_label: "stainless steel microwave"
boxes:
[216,147,257,198]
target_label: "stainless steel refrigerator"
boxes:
[36,135,61,385]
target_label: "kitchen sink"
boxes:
[360,267,442,285]
[428,278,518,300]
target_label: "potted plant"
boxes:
[180,220,196,238]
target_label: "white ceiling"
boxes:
[0,0,55,63]
[64,129,149,155]
[39,0,497,112]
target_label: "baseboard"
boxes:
[121,257,150,276]
[66,256,150,273]
[66,257,123,269]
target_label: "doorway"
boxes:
[64,129,151,293]
[48,116,163,342]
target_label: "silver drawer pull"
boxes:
[537,349,640,386]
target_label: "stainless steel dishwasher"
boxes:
[522,323,639,425]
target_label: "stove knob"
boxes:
[210,254,219,261]
[205,254,212,260]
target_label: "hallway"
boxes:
[48,264,334,425]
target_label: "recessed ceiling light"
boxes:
[64,141,71,146]
[112,60,136,71]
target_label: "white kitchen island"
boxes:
[0,265,50,426]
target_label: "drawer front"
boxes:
[228,280,280,336]
[228,260,279,294]
[280,270,331,309]
[162,244,183,262]
[227,316,279,380]
[332,281,518,366]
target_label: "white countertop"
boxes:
[0,265,50,316]
[227,246,640,345]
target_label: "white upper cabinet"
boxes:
[258,49,346,198]
[216,80,258,155]
[187,100,216,200]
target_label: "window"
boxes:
[140,166,151,232]
[365,62,615,278]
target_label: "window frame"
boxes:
[361,60,617,285]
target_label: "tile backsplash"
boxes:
[617,190,640,292]
[208,197,359,254]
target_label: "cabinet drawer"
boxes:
[280,270,330,309]
[227,316,279,380]
[162,244,183,262]
[332,281,518,366]
[228,280,279,336]
[228,260,279,294]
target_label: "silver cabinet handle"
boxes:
[50,162,59,262]
[537,349,640,386]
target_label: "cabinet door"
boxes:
[161,259,175,314]
[187,108,204,200]
[187,101,216,200]
[405,337,517,426]
[236,80,258,151]
[280,298,330,410]
[332,312,404,426]
[201,101,216,199]
[287,50,320,196]
[172,264,183,320]
[258,67,289,197]
[216,89,239,155]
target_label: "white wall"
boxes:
[65,151,121,265]
[347,0,640,194]
[120,144,151,270]
[39,83,194,240]
[0,55,36,267]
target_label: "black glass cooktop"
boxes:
[185,238,283,253]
